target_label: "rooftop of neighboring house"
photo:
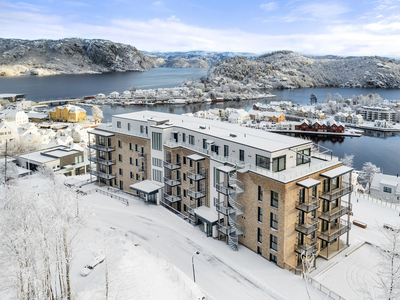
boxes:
[17,146,82,164]
[371,173,400,194]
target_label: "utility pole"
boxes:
[4,140,7,186]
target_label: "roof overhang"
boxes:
[130,180,162,195]
[321,166,353,179]
[89,130,115,137]
[187,154,205,161]
[297,178,321,189]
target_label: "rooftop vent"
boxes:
[199,126,206,129]
[230,133,237,138]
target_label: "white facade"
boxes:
[3,110,29,126]
[370,173,400,201]
[0,122,19,145]
[356,106,397,122]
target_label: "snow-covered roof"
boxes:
[187,154,205,161]
[297,178,321,188]
[130,180,163,195]
[89,129,115,137]
[194,206,220,224]
[217,165,235,173]
[321,166,353,178]
[371,173,400,194]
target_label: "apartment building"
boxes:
[89,111,353,269]
[356,106,397,122]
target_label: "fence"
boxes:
[351,191,400,211]
[64,177,96,188]
[105,229,205,300]
[86,188,130,206]
[160,200,196,225]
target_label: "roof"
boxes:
[130,180,162,195]
[89,129,115,137]
[371,173,400,194]
[194,206,220,224]
[217,165,235,173]
[0,93,25,98]
[321,166,353,178]
[297,178,321,188]
[187,154,205,161]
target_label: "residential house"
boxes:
[49,105,86,123]
[370,173,400,201]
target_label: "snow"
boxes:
[187,154,205,161]
[129,179,162,194]
[89,129,114,137]
[217,165,235,173]
[193,205,219,223]
[297,178,321,188]
[321,165,353,178]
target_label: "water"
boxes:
[2,69,400,175]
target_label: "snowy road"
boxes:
[86,189,324,300]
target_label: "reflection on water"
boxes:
[279,132,345,144]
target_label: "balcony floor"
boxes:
[318,239,348,260]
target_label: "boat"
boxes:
[168,99,187,105]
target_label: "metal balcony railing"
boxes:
[164,177,181,186]
[187,168,206,181]
[319,202,352,222]
[216,183,234,195]
[89,170,116,180]
[320,183,353,201]
[164,161,181,170]
[319,220,351,243]
[139,168,146,174]
[89,157,116,165]
[89,144,115,152]
[136,151,146,159]
[164,193,181,203]
[295,217,319,235]
[187,187,205,199]
[216,203,235,215]
[296,196,320,213]
[295,243,318,256]
[217,223,233,235]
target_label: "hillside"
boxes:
[0,38,155,76]
[207,51,400,89]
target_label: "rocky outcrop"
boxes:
[155,57,209,68]
[207,51,400,89]
[0,38,155,76]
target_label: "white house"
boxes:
[3,110,29,126]
[0,122,19,145]
[16,100,34,110]
[122,91,132,99]
[370,173,400,201]
[228,109,250,125]
[109,91,120,99]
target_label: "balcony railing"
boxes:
[216,183,234,195]
[296,197,320,213]
[136,151,146,159]
[319,202,352,222]
[216,203,235,215]
[163,161,181,170]
[319,220,351,243]
[164,177,181,186]
[139,168,146,174]
[89,157,116,166]
[217,224,233,235]
[89,144,115,152]
[187,187,206,199]
[89,170,116,180]
[320,183,353,201]
[295,217,319,235]
[187,168,206,181]
[164,193,181,203]
[295,243,318,256]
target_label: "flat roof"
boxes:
[44,149,80,158]
[321,166,353,178]
[89,129,115,137]
[130,180,162,195]
[297,178,321,188]
[187,154,205,161]
[113,111,311,153]
[194,206,220,224]
[18,151,58,163]
[0,93,25,98]
[217,165,235,173]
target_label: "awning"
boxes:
[130,180,162,195]
[206,140,215,144]
[89,130,115,137]
[321,166,353,178]
[297,178,321,188]
[194,206,221,225]
[217,165,235,173]
[187,154,205,161]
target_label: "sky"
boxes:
[1,0,400,57]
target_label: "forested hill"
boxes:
[207,51,400,89]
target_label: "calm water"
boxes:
[1,69,400,175]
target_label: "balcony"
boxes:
[296,197,320,213]
[136,151,146,159]
[216,203,235,216]
[164,176,181,186]
[187,187,206,199]
[139,168,146,174]
[217,224,233,235]
[216,183,234,195]
[319,201,352,222]
[319,220,351,243]
[164,161,181,170]
[320,183,353,201]
[295,217,319,235]
[89,170,116,180]
[164,193,181,203]
[89,157,116,166]
[187,168,206,181]
[295,243,318,256]
[89,144,115,152]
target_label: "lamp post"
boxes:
[192,250,200,282]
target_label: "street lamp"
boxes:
[192,250,200,283]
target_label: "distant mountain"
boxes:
[0,38,155,76]
[143,50,257,68]
[207,50,400,89]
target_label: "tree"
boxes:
[92,105,104,124]
[0,160,19,185]
[359,162,381,194]
[310,93,317,105]
[340,153,354,168]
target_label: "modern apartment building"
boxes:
[356,106,397,122]
[89,111,353,269]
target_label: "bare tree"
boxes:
[301,251,316,300]
[359,162,381,194]
[92,105,104,124]
[340,153,354,168]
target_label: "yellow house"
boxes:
[50,105,86,123]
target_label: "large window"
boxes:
[271,191,278,208]
[257,228,262,243]
[152,158,162,167]
[189,135,195,145]
[239,149,245,162]
[296,148,310,165]
[224,145,229,157]
[182,133,186,143]
[270,213,278,230]
[269,254,277,264]
[203,139,207,149]
[98,136,105,146]
[273,155,286,172]
[384,186,392,193]
[299,188,305,203]
[332,177,339,190]
[270,234,278,252]
[258,186,263,202]
[152,132,162,150]
[118,154,122,162]
[258,207,262,223]
[256,155,270,170]
[117,121,121,128]
[118,140,122,148]
[213,167,220,187]
[152,169,162,182]
[140,125,144,134]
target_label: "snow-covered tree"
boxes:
[92,105,104,124]
[0,161,19,185]
[37,165,55,180]
[340,153,354,168]
[310,93,317,105]
[359,162,381,194]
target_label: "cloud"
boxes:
[260,2,278,12]
[288,2,350,21]
[167,15,180,22]
[64,1,91,7]
[5,1,47,12]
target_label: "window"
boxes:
[118,140,122,148]
[273,155,286,172]
[135,144,138,152]
[183,173,186,181]
[203,139,207,150]
[189,135,195,145]
[136,159,139,166]
[119,168,123,175]
[189,159,193,168]
[258,207,262,223]
[323,179,330,192]
[136,174,140,180]
[184,189,187,198]
[117,121,121,128]
[270,213,278,230]
[152,158,162,167]
[152,132,162,150]
[297,148,310,165]
[257,246,262,255]
[258,186,263,202]
[384,186,392,193]
[118,154,122,162]
[140,125,144,133]
[99,151,105,160]
[182,133,186,143]
[224,145,229,157]
[213,167,220,187]
[183,156,186,165]
[239,149,245,162]
[270,234,278,252]
[269,254,277,264]
[130,172,134,179]
[332,177,339,190]
[312,186,317,197]
[256,155,270,170]
[299,188,305,203]
[129,143,133,151]
[152,169,162,182]
[257,228,262,243]
[213,197,218,206]
[128,123,131,131]
[271,191,278,208]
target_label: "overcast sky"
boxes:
[1,0,400,56]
